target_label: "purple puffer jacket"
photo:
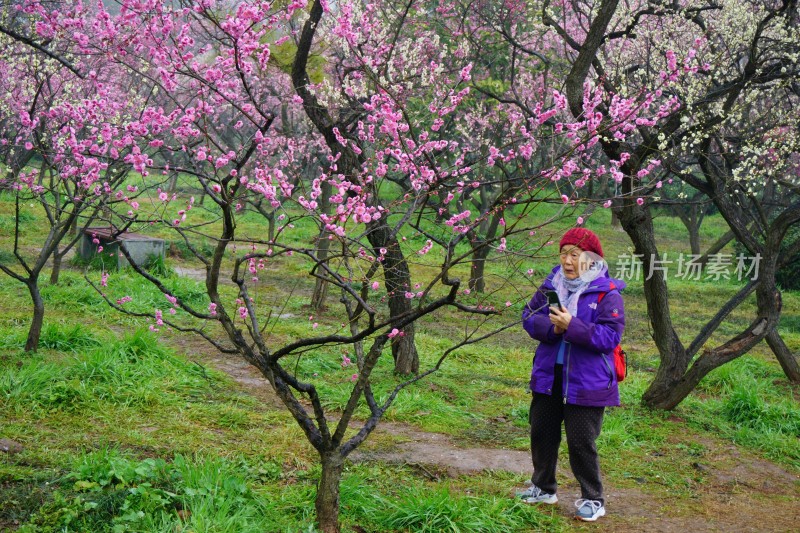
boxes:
[522,266,626,407]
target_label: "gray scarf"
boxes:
[553,260,606,316]
[552,268,591,316]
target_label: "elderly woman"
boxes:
[518,227,625,522]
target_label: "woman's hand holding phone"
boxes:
[545,291,571,333]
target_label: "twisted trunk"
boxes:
[24,279,44,352]
[367,224,419,374]
[315,451,344,533]
[643,250,782,409]
[616,202,690,407]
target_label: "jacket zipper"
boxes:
[560,285,608,403]
[563,342,571,404]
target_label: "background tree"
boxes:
[547,0,800,408]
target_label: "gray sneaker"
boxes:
[517,484,558,505]
[574,499,605,521]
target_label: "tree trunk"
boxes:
[615,201,691,409]
[24,279,44,352]
[310,245,330,311]
[468,242,489,293]
[765,327,800,383]
[644,319,771,410]
[315,451,344,533]
[643,300,781,409]
[468,212,501,293]
[688,227,701,256]
[367,224,419,375]
[266,211,275,243]
[389,320,418,374]
[642,233,785,409]
[292,0,417,374]
[167,172,179,193]
[610,207,621,228]
[696,229,736,267]
[49,249,63,285]
[674,201,704,256]
[686,213,701,256]
[311,181,332,311]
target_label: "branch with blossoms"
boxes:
[84,274,239,356]
[0,23,84,78]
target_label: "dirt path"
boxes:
[178,339,799,532]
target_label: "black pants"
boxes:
[529,367,606,503]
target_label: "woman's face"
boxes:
[559,245,585,279]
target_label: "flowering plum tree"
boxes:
[40,1,537,528]
[422,0,577,293]
[0,3,146,351]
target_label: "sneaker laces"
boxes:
[575,499,603,515]
[519,484,544,498]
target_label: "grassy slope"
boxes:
[1,190,798,532]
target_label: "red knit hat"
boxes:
[559,228,603,257]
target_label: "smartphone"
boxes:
[545,291,562,313]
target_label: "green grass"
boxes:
[0,321,100,352]
[362,485,559,532]
[680,356,800,466]
[0,209,35,233]
[17,449,288,532]
[0,329,210,415]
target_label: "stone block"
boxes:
[80,227,165,270]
